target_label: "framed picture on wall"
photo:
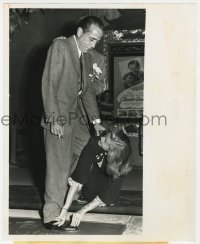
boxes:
[103,30,145,119]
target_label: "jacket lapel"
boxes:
[67,36,81,77]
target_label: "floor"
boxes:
[9,164,143,235]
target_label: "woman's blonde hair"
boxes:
[104,128,132,179]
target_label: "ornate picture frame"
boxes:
[103,30,145,120]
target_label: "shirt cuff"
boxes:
[94,195,106,207]
[92,119,101,125]
[68,177,83,192]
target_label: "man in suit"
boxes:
[41,16,105,228]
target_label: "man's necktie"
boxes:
[79,53,83,94]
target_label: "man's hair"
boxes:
[78,16,104,33]
[104,128,132,179]
[128,59,140,69]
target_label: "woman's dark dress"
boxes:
[71,136,124,205]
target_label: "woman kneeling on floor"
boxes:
[53,127,132,228]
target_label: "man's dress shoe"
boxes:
[44,220,58,230]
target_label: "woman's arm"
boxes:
[70,196,104,227]
[54,184,79,226]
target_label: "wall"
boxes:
[10,9,88,121]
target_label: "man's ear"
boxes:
[77,27,83,37]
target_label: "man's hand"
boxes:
[53,208,68,226]
[50,121,64,138]
[94,123,106,136]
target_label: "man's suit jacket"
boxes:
[41,36,104,130]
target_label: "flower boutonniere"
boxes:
[89,63,102,81]
[88,62,107,95]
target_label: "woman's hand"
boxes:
[70,197,102,226]
[70,209,85,227]
[53,208,68,226]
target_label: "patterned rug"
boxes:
[9,185,142,215]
